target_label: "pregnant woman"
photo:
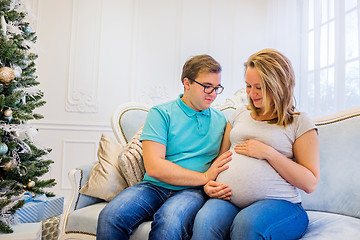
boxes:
[193,49,320,240]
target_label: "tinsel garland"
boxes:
[0,193,26,227]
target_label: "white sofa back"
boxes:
[300,106,360,219]
[112,102,360,220]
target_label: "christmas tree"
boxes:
[0,0,55,233]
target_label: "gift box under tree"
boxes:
[14,195,64,224]
[42,215,60,240]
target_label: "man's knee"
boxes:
[98,205,111,226]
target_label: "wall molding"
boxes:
[31,121,112,132]
[140,85,171,105]
[61,139,97,190]
[65,0,103,113]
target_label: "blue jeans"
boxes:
[193,199,309,240]
[97,182,207,240]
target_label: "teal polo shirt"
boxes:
[140,95,227,190]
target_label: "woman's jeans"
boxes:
[193,198,309,240]
[97,182,207,240]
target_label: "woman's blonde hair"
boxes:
[244,49,298,126]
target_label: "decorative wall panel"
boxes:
[33,121,111,132]
[61,140,97,189]
[133,0,183,104]
[65,0,102,113]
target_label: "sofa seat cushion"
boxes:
[301,211,360,239]
[130,221,152,240]
[66,202,107,235]
[65,201,152,239]
[65,204,360,239]
[132,211,360,240]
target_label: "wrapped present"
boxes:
[43,197,63,220]
[42,215,60,240]
[14,193,64,224]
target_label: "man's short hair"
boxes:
[181,55,222,84]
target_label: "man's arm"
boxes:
[203,122,233,199]
[142,140,232,186]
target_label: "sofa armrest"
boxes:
[59,169,82,238]
[59,164,104,238]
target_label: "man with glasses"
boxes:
[97,55,232,240]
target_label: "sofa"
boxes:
[58,90,360,240]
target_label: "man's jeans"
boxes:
[193,198,309,240]
[97,182,207,240]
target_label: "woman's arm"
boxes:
[218,122,232,155]
[143,140,232,186]
[234,129,320,193]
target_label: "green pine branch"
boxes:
[0,221,13,233]
[0,0,56,233]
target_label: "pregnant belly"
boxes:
[216,152,298,208]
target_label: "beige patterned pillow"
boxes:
[118,125,146,187]
[79,134,128,201]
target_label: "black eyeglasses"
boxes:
[187,77,224,94]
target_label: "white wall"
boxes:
[27,0,301,200]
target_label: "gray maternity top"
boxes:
[216,106,316,208]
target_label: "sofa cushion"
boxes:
[131,221,152,240]
[65,206,360,239]
[65,201,152,239]
[75,164,105,209]
[118,125,146,187]
[66,202,107,235]
[301,211,360,239]
[130,212,360,240]
[79,134,128,201]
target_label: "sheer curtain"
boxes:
[300,0,360,117]
[266,0,302,103]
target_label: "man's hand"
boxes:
[203,151,232,182]
[204,180,231,200]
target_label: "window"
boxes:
[301,0,360,117]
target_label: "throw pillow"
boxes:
[79,134,128,201]
[118,125,146,187]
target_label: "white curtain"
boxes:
[300,0,360,117]
[266,0,302,104]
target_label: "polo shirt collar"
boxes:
[177,94,210,117]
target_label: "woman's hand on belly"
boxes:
[234,139,273,160]
[204,180,232,200]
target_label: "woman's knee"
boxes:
[231,212,260,239]
[231,200,309,240]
